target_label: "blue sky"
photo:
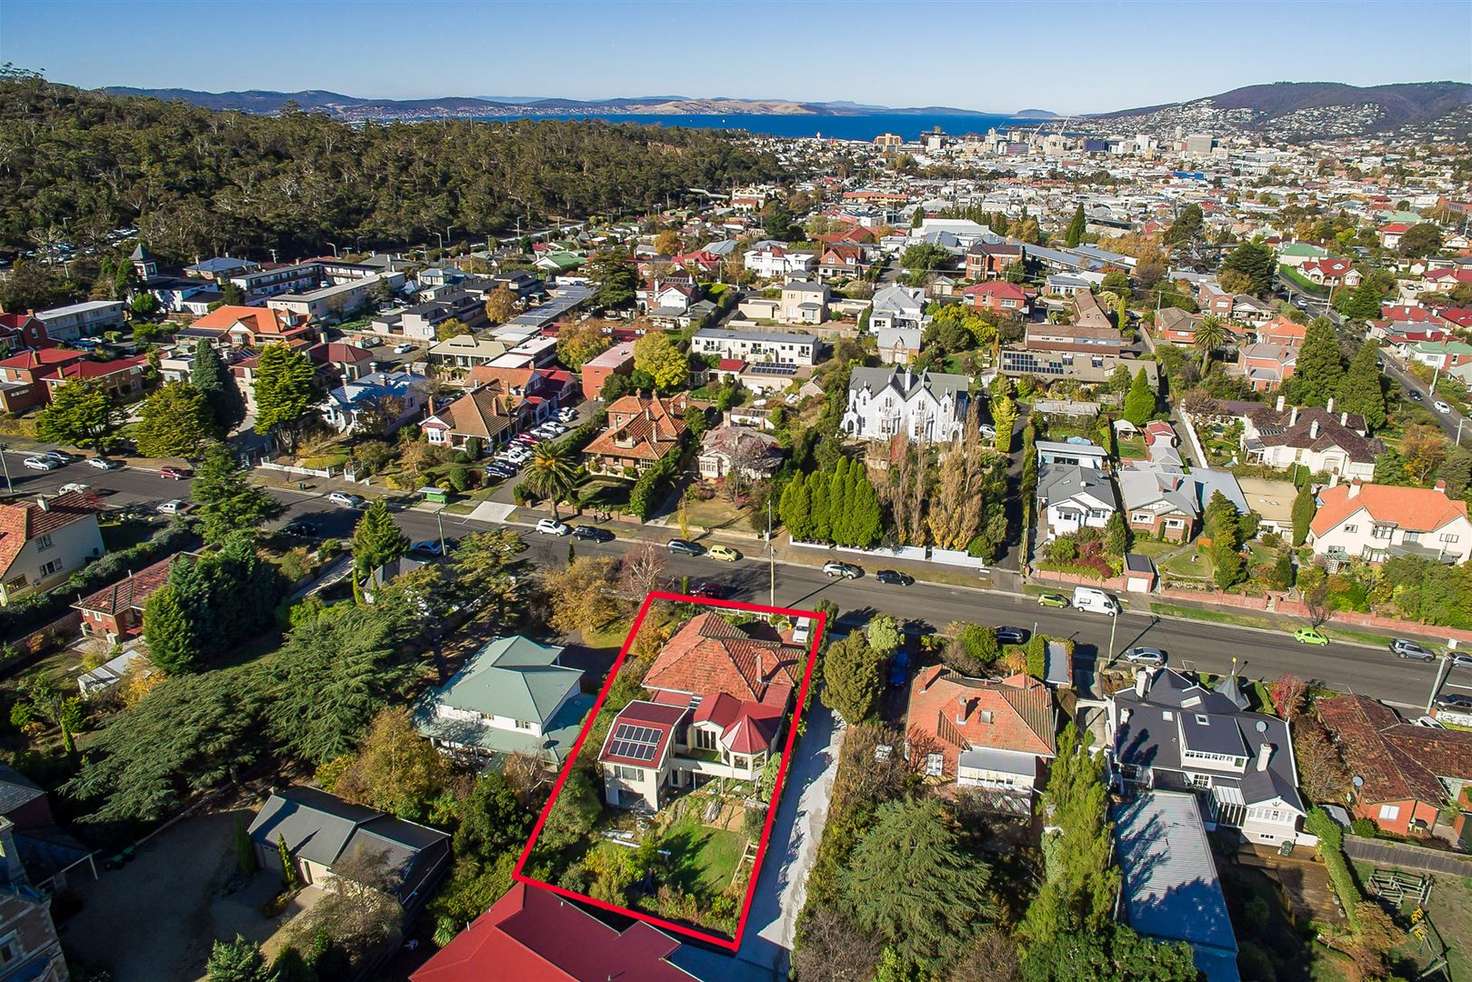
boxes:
[3,0,1469,114]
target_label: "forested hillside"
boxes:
[0,70,789,262]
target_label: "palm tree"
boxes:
[523,440,581,520]
[1193,314,1228,374]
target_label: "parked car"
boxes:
[58,483,89,494]
[1389,638,1436,662]
[536,518,571,536]
[410,538,458,557]
[572,525,613,542]
[22,457,58,471]
[1435,400,1453,415]
[358,336,382,348]
[281,519,323,538]
[1072,586,1119,615]
[1124,646,1167,666]
[1293,626,1329,646]
[157,499,189,515]
[86,457,123,470]
[328,491,365,508]
[159,465,191,480]
[41,451,76,464]
[1410,390,1424,402]
[1412,715,1446,729]
[393,343,416,354]
[558,407,578,422]
[822,561,862,579]
[667,538,704,556]
[876,569,913,586]
[706,544,741,562]
[689,581,726,599]
[1452,653,1472,670]
[995,626,1029,646]
[1037,592,1069,608]
[1434,693,1472,711]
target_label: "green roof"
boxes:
[1412,340,1472,356]
[539,252,583,271]
[436,635,579,722]
[1277,242,1327,258]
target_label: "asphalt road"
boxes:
[1380,354,1468,442]
[9,451,1468,712]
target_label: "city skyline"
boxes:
[2,0,1470,115]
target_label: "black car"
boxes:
[1435,693,1472,711]
[667,538,704,556]
[876,569,913,586]
[572,526,614,542]
[280,519,323,538]
[995,626,1030,645]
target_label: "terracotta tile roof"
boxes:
[308,342,373,365]
[643,612,800,706]
[1310,482,1468,537]
[425,386,516,440]
[1317,694,1472,806]
[908,666,1057,762]
[73,554,178,615]
[0,491,104,576]
[961,281,1027,302]
[190,305,302,336]
[584,393,688,463]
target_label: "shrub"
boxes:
[1349,817,1378,838]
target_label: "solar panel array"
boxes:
[749,363,798,376]
[608,723,661,761]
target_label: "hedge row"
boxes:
[1304,807,1362,932]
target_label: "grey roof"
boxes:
[1044,641,1072,687]
[958,748,1037,778]
[0,766,45,816]
[1114,791,1240,982]
[849,366,968,403]
[1192,468,1248,514]
[781,280,828,296]
[1037,463,1115,510]
[247,786,449,899]
[695,326,816,346]
[1035,439,1108,459]
[1119,463,1198,516]
[1113,669,1305,814]
[870,284,925,315]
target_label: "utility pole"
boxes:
[435,507,448,558]
[767,492,775,608]
[0,446,11,495]
[1427,650,1455,715]
[1108,606,1119,664]
[327,242,339,258]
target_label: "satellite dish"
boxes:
[1255,720,1268,733]
[1352,775,1364,788]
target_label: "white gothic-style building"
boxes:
[840,367,970,443]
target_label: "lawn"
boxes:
[1159,545,1214,580]
[662,814,745,895]
[682,492,754,533]
[1116,436,1147,460]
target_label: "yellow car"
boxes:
[707,544,741,562]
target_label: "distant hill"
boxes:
[98,86,1031,120]
[1093,81,1472,135]
[1012,109,1060,119]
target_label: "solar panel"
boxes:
[749,363,798,376]
[609,723,661,762]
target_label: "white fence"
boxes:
[791,539,986,570]
[257,460,339,479]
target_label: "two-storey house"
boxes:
[1307,480,1472,566]
[840,367,969,444]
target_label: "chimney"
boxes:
[1340,411,1348,427]
[1134,668,1151,697]
[1326,396,1335,414]
[1347,479,1361,499]
[1289,406,1299,426]
[955,695,969,725]
[1275,394,1285,412]
[1256,742,1274,772]
[1435,479,1448,495]
[35,496,49,512]
[1309,419,1319,439]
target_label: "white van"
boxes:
[1072,586,1119,615]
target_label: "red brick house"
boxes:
[578,341,635,401]
[582,392,688,476]
[40,354,150,404]
[1300,258,1361,288]
[961,280,1028,315]
[1316,693,1472,836]
[73,554,179,642]
[0,312,51,357]
[0,347,84,413]
[410,882,693,981]
[964,243,1023,281]
[905,666,1056,802]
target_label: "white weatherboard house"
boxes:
[841,367,970,443]
[868,285,928,365]
[1036,464,1116,538]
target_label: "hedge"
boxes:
[629,453,680,521]
[0,518,197,643]
[1304,806,1362,932]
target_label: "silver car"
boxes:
[1389,638,1436,662]
[1124,646,1166,666]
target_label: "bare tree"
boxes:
[618,542,666,599]
[286,849,404,969]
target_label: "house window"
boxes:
[694,727,717,752]
[616,765,644,781]
[39,559,63,578]
[1131,511,1152,523]
[1441,532,1460,544]
[1370,524,1394,540]
[514,720,532,730]
[1343,524,1358,534]
[925,753,944,777]
[0,931,16,965]
[1379,804,1400,822]
[1190,773,1210,789]
[36,533,53,551]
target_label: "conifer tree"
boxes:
[1064,203,1086,248]
[351,500,409,603]
[810,469,831,543]
[1290,316,1344,406]
[1122,368,1156,426]
[1292,482,1315,546]
[1337,341,1386,431]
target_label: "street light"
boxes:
[327,242,339,258]
[432,231,444,251]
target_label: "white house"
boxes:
[0,491,106,606]
[691,327,818,366]
[322,371,429,435]
[778,281,829,324]
[743,243,816,279]
[1037,464,1116,538]
[841,367,970,443]
[1110,667,1309,847]
[1307,480,1472,566]
[869,285,928,365]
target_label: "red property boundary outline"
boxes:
[512,590,826,951]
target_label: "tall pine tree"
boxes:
[1337,341,1386,431]
[1122,368,1156,426]
[809,470,831,544]
[1064,204,1086,248]
[192,340,245,433]
[351,500,409,603]
[1290,316,1344,406]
